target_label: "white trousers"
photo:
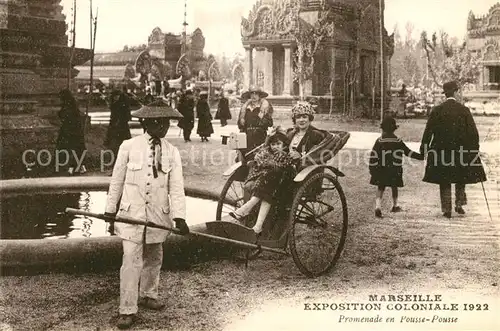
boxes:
[120,240,163,315]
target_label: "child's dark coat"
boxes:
[369,133,423,187]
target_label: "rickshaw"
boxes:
[215,129,350,277]
[66,130,350,278]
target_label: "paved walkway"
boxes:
[369,180,500,249]
[363,121,500,253]
[128,123,498,155]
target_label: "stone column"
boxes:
[254,47,266,88]
[283,44,293,95]
[479,65,484,90]
[386,56,391,92]
[243,46,253,90]
[483,65,490,90]
[263,47,273,94]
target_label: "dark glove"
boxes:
[104,212,116,235]
[174,218,190,235]
[419,144,426,156]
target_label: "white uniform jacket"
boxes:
[105,133,186,243]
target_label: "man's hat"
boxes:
[442,81,459,94]
[241,86,268,99]
[131,99,183,118]
[380,116,399,132]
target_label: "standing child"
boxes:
[369,116,424,218]
[229,127,295,235]
[215,90,232,127]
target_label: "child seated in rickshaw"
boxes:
[229,127,296,235]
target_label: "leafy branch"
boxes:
[420,30,479,88]
[291,1,334,99]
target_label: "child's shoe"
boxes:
[252,226,262,243]
[228,212,245,225]
[375,208,382,218]
[391,206,402,213]
[251,226,262,235]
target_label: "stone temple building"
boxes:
[467,3,500,92]
[76,27,208,87]
[1,0,91,176]
[148,27,206,79]
[240,0,394,110]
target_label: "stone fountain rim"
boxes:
[0,176,218,200]
[0,176,222,274]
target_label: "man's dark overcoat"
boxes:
[177,96,195,131]
[420,98,487,184]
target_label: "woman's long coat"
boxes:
[196,99,214,136]
[177,96,195,131]
[420,98,487,184]
[105,93,131,154]
[215,97,232,120]
[56,101,86,154]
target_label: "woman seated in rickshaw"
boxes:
[229,101,330,234]
[286,101,327,166]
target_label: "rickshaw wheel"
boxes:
[288,172,348,277]
[216,172,246,221]
[216,171,261,260]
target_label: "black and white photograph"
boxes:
[0,0,499,330]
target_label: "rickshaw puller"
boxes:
[104,100,189,329]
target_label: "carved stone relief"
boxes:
[232,63,244,83]
[257,70,264,87]
[148,27,164,45]
[176,53,191,77]
[241,0,298,40]
[468,4,500,38]
[124,63,136,79]
[135,51,152,76]
[487,9,500,27]
[483,40,500,61]
[191,28,206,51]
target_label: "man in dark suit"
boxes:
[419,81,487,218]
[177,90,195,142]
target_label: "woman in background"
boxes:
[237,86,273,153]
[196,91,214,142]
[57,89,86,175]
[104,89,132,162]
[215,90,232,126]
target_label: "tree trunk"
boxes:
[299,76,305,101]
[350,86,355,118]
